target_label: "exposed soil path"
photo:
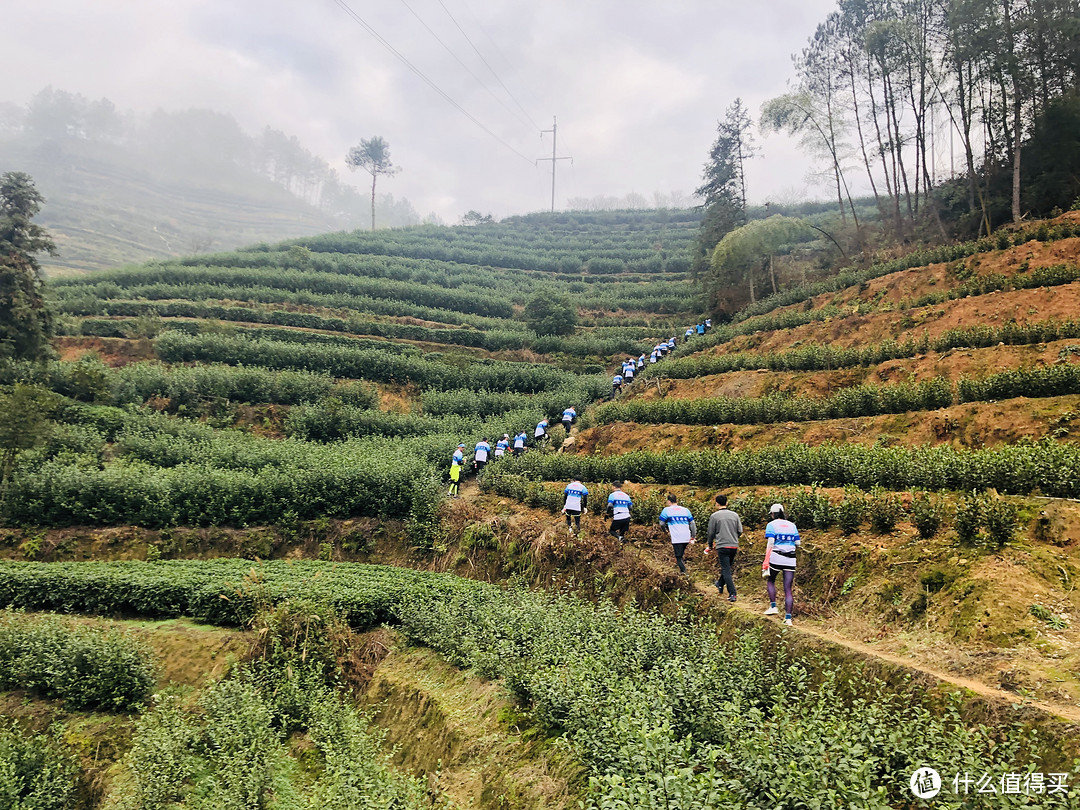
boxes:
[716,593,1080,724]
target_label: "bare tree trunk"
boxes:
[848,61,889,225]
[1012,92,1022,222]
[770,254,778,295]
[370,173,377,230]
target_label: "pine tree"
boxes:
[0,172,56,363]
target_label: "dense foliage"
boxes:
[1,560,1074,809]
[500,439,1080,498]
[0,610,154,711]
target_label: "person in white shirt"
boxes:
[762,503,801,626]
[658,493,697,574]
[562,478,589,534]
[606,481,633,543]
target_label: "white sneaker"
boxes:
[763,606,779,616]
[784,618,793,626]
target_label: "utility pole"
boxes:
[537,116,572,213]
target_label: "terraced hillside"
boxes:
[3,209,1080,808]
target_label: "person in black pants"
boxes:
[705,493,743,602]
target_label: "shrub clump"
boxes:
[0,611,155,711]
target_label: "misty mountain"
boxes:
[0,87,422,274]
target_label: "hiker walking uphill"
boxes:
[705,494,743,602]
[562,478,588,535]
[513,431,527,456]
[447,458,462,498]
[561,406,577,433]
[612,372,623,396]
[606,482,633,543]
[534,418,549,444]
[762,503,800,626]
[494,434,510,458]
[658,493,696,574]
[452,443,466,467]
[473,439,491,474]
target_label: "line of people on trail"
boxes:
[613,318,712,396]
[446,406,579,498]
[560,482,799,626]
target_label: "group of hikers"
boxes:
[612,318,711,395]
[446,406,578,497]
[561,481,800,626]
[445,315,805,621]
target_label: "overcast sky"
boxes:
[6,0,839,221]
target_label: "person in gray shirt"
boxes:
[705,493,743,602]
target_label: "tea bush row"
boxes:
[501,438,1080,497]
[904,263,1080,309]
[55,281,519,331]
[732,220,1080,323]
[595,378,955,426]
[7,417,442,528]
[54,264,516,319]
[0,610,154,711]
[602,364,1080,428]
[481,470,963,538]
[647,318,1080,381]
[1,358,379,409]
[0,560,487,630]
[419,380,607,418]
[154,331,582,393]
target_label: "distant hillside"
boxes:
[0,88,423,275]
[1,136,342,275]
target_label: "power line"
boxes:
[435,0,541,131]
[332,0,533,164]
[395,0,535,132]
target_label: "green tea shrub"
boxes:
[835,488,867,535]
[868,486,902,533]
[0,611,154,711]
[954,492,984,545]
[0,722,78,810]
[983,496,1022,548]
[909,492,945,538]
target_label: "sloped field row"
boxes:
[0,559,1074,809]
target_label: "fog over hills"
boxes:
[0,89,424,275]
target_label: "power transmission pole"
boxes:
[537,116,572,212]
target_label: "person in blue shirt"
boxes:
[658,493,697,573]
[623,361,634,383]
[667,337,676,350]
[704,318,712,331]
[473,439,491,474]
[562,407,577,433]
[562,478,589,534]
[696,323,705,336]
[762,503,801,626]
[685,327,694,340]
[513,431,527,456]
[637,353,645,369]
[452,443,465,466]
[612,373,623,396]
[606,481,633,543]
[494,434,510,458]
[534,418,549,443]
